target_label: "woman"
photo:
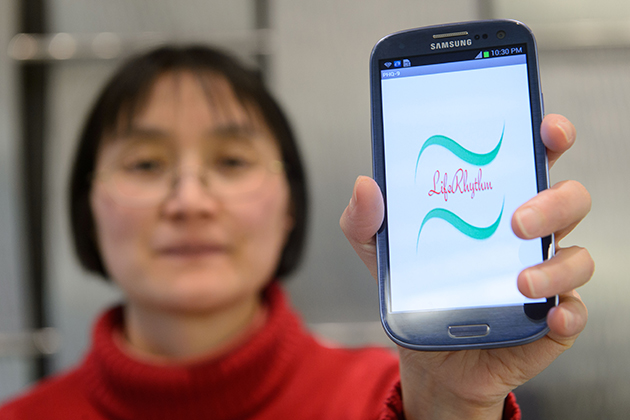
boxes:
[0,46,593,420]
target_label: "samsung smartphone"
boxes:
[370,20,556,350]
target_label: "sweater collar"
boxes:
[80,283,305,420]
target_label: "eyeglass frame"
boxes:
[92,155,285,207]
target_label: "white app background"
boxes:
[382,60,545,312]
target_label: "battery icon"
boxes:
[483,51,490,58]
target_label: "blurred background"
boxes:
[1,0,629,418]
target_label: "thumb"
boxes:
[339,176,384,281]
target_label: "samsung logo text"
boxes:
[430,39,472,50]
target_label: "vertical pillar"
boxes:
[19,0,50,380]
[254,0,270,78]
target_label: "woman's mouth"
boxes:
[156,243,228,258]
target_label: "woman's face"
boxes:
[90,72,293,314]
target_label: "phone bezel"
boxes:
[370,19,556,351]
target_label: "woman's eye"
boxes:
[124,158,167,173]
[217,156,253,170]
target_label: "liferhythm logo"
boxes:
[415,124,505,253]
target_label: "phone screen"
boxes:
[380,45,547,313]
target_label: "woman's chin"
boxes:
[140,272,262,314]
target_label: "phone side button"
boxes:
[448,324,490,338]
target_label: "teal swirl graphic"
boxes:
[414,123,505,181]
[416,199,505,253]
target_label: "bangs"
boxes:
[107,70,263,142]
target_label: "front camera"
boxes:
[496,30,506,39]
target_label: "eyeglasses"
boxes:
[93,138,284,207]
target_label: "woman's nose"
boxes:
[161,169,220,218]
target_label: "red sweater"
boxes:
[0,285,520,419]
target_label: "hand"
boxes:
[340,114,594,420]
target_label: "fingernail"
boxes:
[348,178,360,212]
[526,269,550,298]
[515,207,543,238]
[563,309,575,332]
[557,118,576,145]
[348,196,356,214]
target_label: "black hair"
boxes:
[69,45,308,280]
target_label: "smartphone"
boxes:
[370,20,556,350]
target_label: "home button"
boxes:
[448,324,490,338]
